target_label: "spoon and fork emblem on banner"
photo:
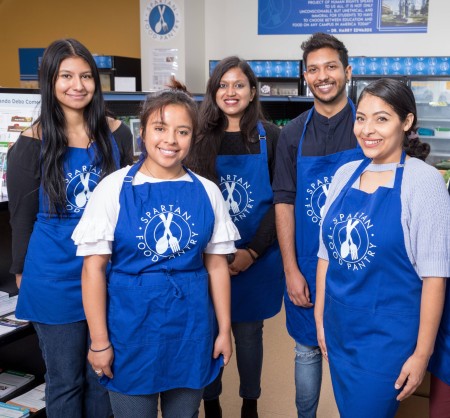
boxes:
[155,5,169,33]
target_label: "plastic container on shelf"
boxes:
[434,127,450,138]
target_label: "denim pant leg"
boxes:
[202,367,224,401]
[161,388,203,417]
[294,342,322,418]
[108,391,159,418]
[232,320,264,400]
[33,321,112,418]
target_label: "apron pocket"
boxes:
[325,293,420,379]
[107,270,210,347]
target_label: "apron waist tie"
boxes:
[162,267,183,299]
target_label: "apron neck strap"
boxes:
[299,97,356,151]
[256,121,266,140]
[393,151,407,189]
[345,151,407,193]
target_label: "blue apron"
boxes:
[322,153,422,418]
[100,162,222,395]
[215,122,284,322]
[429,283,450,385]
[285,100,364,345]
[16,139,120,323]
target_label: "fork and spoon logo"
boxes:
[137,208,197,261]
[219,179,254,221]
[155,212,180,254]
[155,5,169,33]
[305,178,332,224]
[66,170,100,213]
[144,0,179,40]
[224,182,240,214]
[327,214,376,269]
[340,219,359,261]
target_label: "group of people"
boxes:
[6,32,449,418]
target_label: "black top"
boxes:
[6,122,133,274]
[272,102,357,205]
[218,121,280,257]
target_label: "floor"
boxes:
[195,306,431,418]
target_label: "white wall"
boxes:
[203,0,450,83]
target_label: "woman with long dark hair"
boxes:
[7,38,132,416]
[315,78,450,417]
[185,56,284,418]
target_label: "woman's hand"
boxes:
[213,331,233,366]
[316,322,328,362]
[228,249,255,276]
[15,274,22,289]
[315,258,328,360]
[204,253,232,365]
[88,344,114,379]
[395,277,446,401]
[395,352,428,401]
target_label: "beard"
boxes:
[310,80,348,105]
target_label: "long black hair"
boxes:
[37,38,116,215]
[357,78,430,161]
[184,56,266,180]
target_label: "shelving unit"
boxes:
[349,57,450,167]
[104,91,314,125]
[0,201,46,417]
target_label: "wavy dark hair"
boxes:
[357,78,430,160]
[301,32,349,69]
[184,56,266,180]
[138,78,199,159]
[36,38,116,215]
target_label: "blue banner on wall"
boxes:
[258,0,429,35]
[350,57,450,75]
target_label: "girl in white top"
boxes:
[72,81,239,418]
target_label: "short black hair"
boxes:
[301,32,349,68]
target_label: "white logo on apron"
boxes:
[220,175,255,223]
[137,205,199,262]
[326,212,377,271]
[305,176,332,224]
[65,166,101,213]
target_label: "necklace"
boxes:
[142,160,185,180]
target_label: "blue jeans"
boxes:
[203,321,263,400]
[33,321,111,418]
[294,342,322,418]
[108,388,203,418]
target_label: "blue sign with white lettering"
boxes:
[258,0,429,35]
